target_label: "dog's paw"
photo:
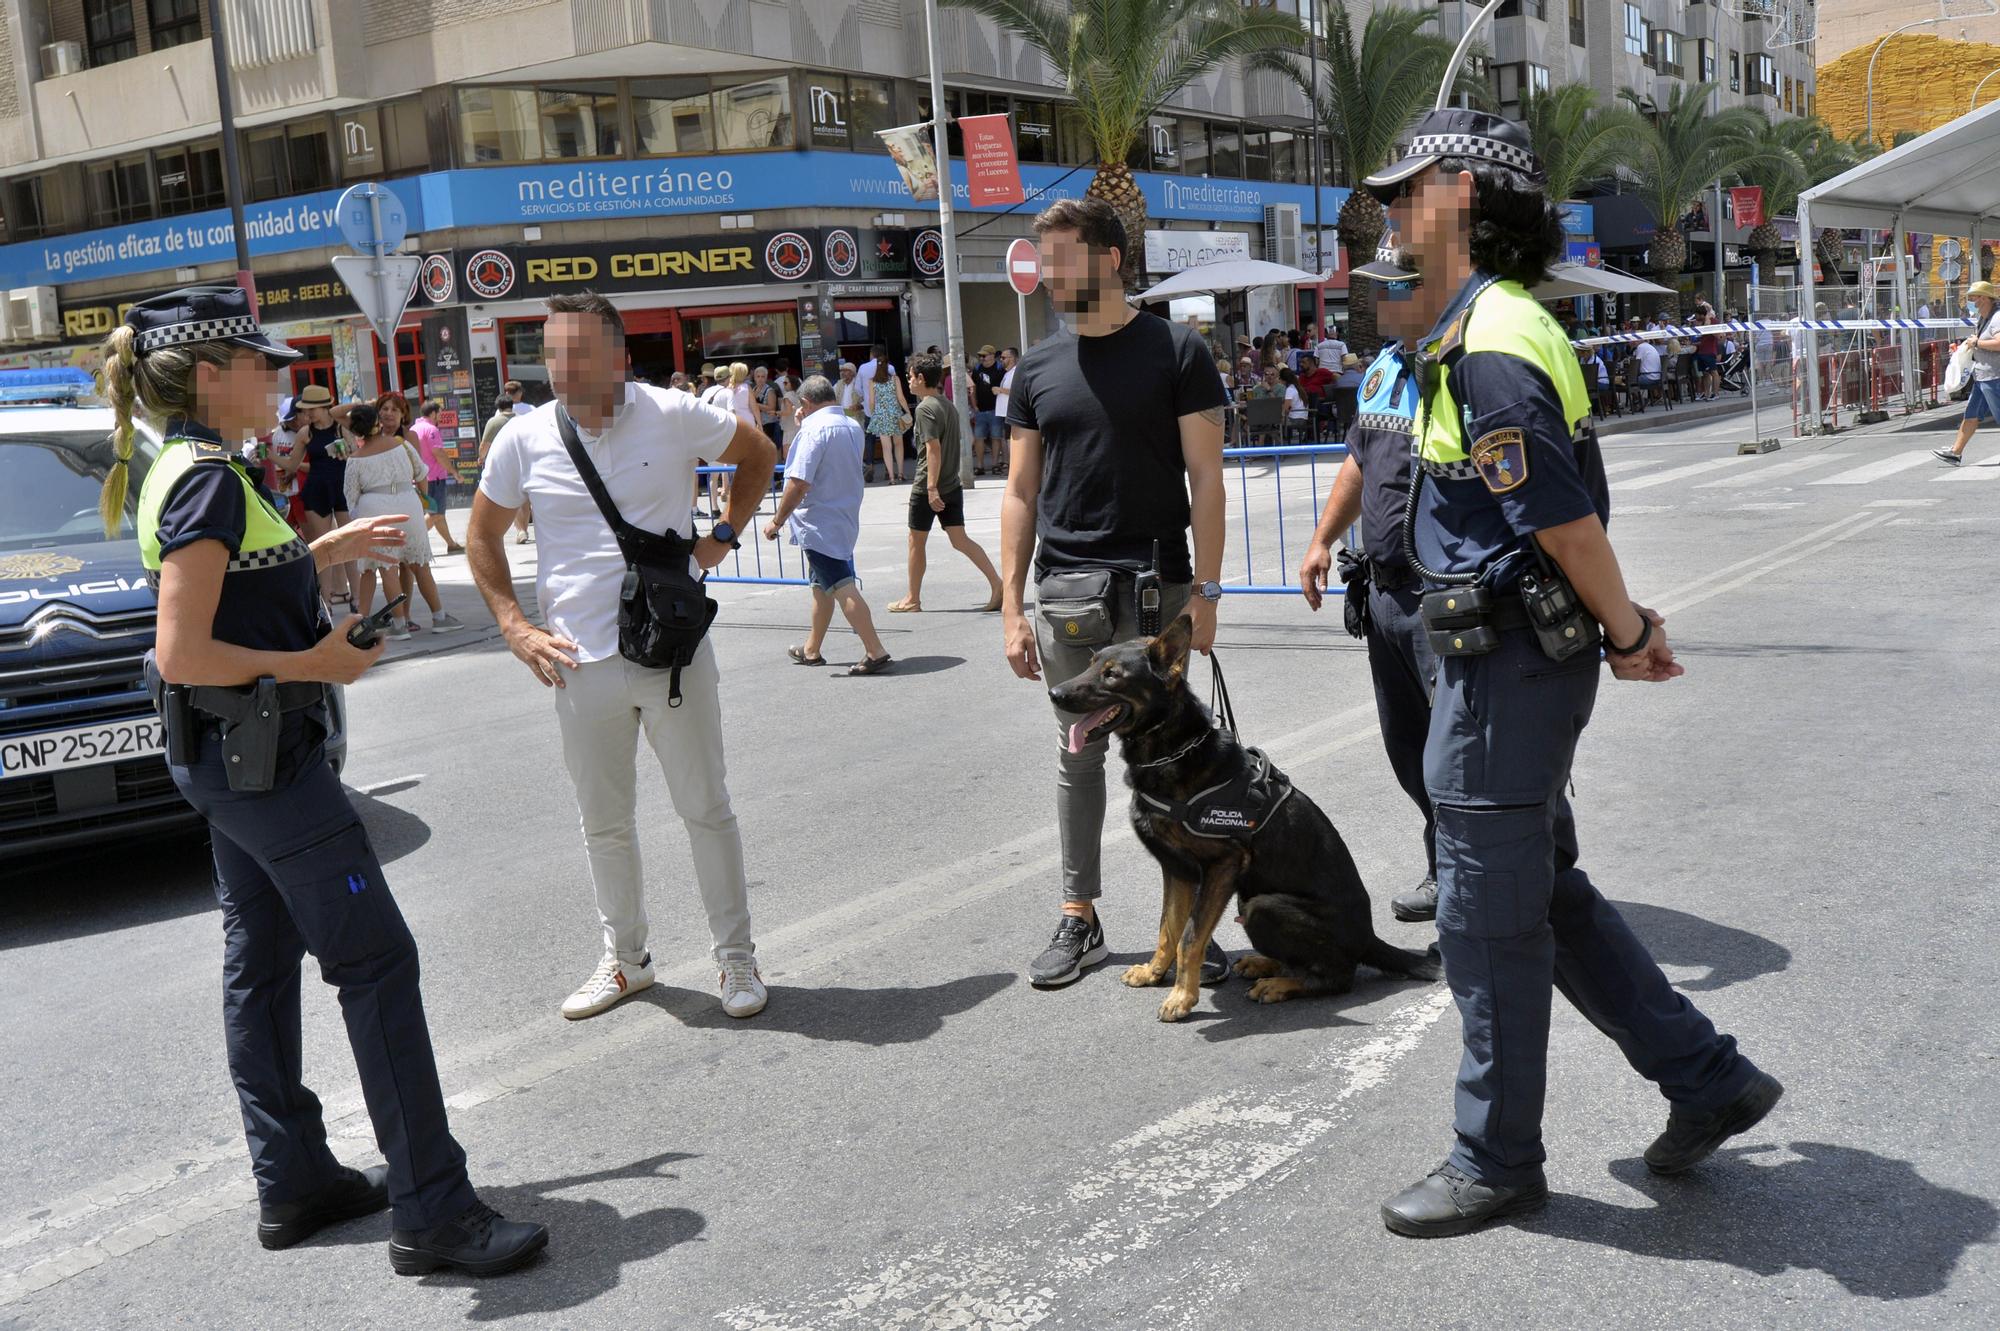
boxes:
[1249,977,1308,1004]
[1122,963,1167,988]
[1157,990,1198,1023]
[1233,954,1284,980]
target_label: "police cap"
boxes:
[123,285,302,365]
[1362,108,1544,203]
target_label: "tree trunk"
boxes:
[1086,164,1150,290]
[1649,228,1688,319]
[1338,191,1386,356]
[1746,221,1781,301]
[1814,227,1846,278]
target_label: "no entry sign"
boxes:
[1007,238,1041,296]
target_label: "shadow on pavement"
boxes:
[1098,948,1422,1042]
[640,971,1013,1045]
[1611,900,1791,993]
[412,1152,706,1320]
[825,654,965,678]
[346,787,432,865]
[1526,1143,1998,1301]
[0,824,213,949]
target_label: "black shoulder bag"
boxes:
[554,408,718,706]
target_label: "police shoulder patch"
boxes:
[1363,367,1385,400]
[1471,427,1529,495]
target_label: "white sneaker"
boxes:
[561,952,654,1020]
[718,949,767,1019]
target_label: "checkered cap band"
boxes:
[135,314,261,355]
[230,539,310,574]
[1420,455,1481,481]
[1354,411,1414,437]
[1409,132,1539,177]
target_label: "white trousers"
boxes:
[552,641,753,964]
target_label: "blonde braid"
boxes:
[98,325,140,538]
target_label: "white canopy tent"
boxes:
[1796,99,2000,424]
[1530,263,1677,301]
[1138,258,1327,300]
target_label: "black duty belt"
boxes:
[1367,560,1418,592]
[186,681,327,721]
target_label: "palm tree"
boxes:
[1618,83,1781,311]
[1259,1,1474,353]
[1733,115,1854,285]
[943,0,1305,282]
[1519,84,1646,208]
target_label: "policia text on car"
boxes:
[1345,108,1785,1240]
[103,285,549,1278]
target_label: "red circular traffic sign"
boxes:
[1006,238,1041,295]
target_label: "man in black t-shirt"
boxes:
[968,344,1004,475]
[999,197,1230,991]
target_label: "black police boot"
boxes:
[1644,1071,1785,1175]
[1391,877,1438,923]
[389,1201,548,1277]
[257,1164,389,1250]
[1381,1161,1548,1238]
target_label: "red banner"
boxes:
[960,113,1026,207]
[1730,186,1765,230]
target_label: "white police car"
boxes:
[0,368,344,859]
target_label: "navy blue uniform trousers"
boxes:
[1364,580,1437,878]
[170,708,475,1230]
[1425,628,1759,1185]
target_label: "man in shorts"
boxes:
[969,344,1005,475]
[763,375,893,675]
[887,352,1003,614]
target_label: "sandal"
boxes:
[847,654,894,677]
[979,590,1003,613]
[787,645,826,666]
[887,599,921,613]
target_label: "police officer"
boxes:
[1298,265,1438,920]
[1350,114,1784,1238]
[101,287,547,1276]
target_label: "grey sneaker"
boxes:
[1392,877,1439,923]
[1029,912,1107,988]
[429,612,466,633]
[1934,447,1963,466]
[386,620,413,641]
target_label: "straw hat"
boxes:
[1969,280,1999,301]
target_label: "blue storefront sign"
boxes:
[1565,241,1602,267]
[0,151,1348,290]
[1560,202,1594,236]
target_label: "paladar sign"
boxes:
[1144,229,1251,275]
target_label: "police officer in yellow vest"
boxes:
[1349,114,1783,1239]
[103,287,547,1276]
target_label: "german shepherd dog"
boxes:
[1049,615,1439,1023]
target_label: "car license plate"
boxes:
[0,716,166,781]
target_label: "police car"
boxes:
[0,368,344,859]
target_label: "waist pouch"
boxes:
[1036,569,1118,648]
[557,407,717,705]
[1421,585,1530,658]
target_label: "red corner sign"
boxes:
[960,113,1026,207]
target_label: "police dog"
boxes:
[1049,615,1439,1023]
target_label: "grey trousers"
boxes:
[1037,577,1194,902]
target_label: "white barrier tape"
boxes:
[1571,315,1977,349]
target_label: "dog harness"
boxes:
[1135,745,1296,845]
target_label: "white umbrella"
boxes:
[1139,258,1328,301]
[1531,263,1676,300]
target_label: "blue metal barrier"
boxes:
[1221,441,1350,596]
[695,463,811,586]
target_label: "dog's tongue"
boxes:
[1066,706,1118,755]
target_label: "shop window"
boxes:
[287,121,332,194]
[538,85,621,159]
[154,140,224,215]
[87,154,153,226]
[148,0,202,49]
[915,91,964,158]
[633,77,714,156]
[373,329,425,397]
[1056,110,1091,166]
[847,78,895,148]
[458,87,542,164]
[85,0,136,68]
[1177,118,1210,176]
[245,120,331,200]
[1016,99,1058,164]
[500,319,551,401]
[713,76,793,150]
[1211,123,1242,177]
[383,98,431,175]
[1243,129,1271,182]
[1269,130,1298,184]
[691,311,797,361]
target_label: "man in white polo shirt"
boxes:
[467,292,778,1021]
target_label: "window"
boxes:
[5,172,82,240]
[804,73,851,149]
[1147,115,1178,172]
[1747,54,1775,96]
[244,119,331,200]
[713,76,793,150]
[499,320,550,401]
[1652,31,1682,78]
[1730,51,1741,92]
[1016,99,1058,164]
[87,154,152,226]
[85,0,136,67]
[1529,63,1551,94]
[1211,122,1242,177]
[383,98,431,175]
[1242,128,1271,181]
[1497,0,1546,17]
[847,78,893,149]
[538,85,621,159]
[1269,128,1299,183]
[632,78,711,156]
[458,87,542,163]
[373,329,425,398]
[153,140,224,214]
[1623,4,1645,57]
[1177,118,1210,176]
[285,120,332,193]
[148,0,202,49]
[1697,39,1716,84]
[1569,0,1586,47]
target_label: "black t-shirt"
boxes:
[969,361,1001,412]
[155,453,329,654]
[302,421,344,489]
[1007,313,1226,582]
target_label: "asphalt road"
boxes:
[3,404,1997,1329]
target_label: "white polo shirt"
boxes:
[479,381,736,663]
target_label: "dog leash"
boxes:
[1208,652,1239,737]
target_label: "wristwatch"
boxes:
[1197,581,1224,603]
[711,521,741,550]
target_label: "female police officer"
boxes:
[1349,114,1783,1238]
[101,286,547,1276]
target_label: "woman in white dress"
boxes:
[340,404,433,640]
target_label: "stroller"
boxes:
[1716,343,1751,396]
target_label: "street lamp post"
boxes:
[1867,18,1946,147]
[920,0,975,489]
[1973,67,2000,113]
[205,0,255,311]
